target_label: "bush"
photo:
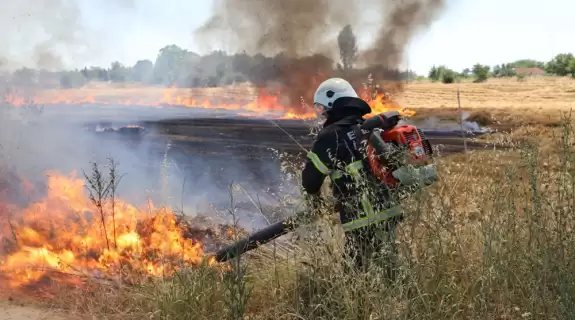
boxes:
[472,63,490,82]
[441,69,457,83]
[429,65,447,82]
[546,53,575,76]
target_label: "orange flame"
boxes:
[2,86,415,119]
[0,171,213,288]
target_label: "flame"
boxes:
[0,171,213,288]
[2,86,415,119]
[365,93,416,118]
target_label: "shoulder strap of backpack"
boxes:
[353,123,364,150]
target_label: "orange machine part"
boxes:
[367,125,430,188]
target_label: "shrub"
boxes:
[441,69,457,83]
[472,63,490,82]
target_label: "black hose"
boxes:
[214,217,300,263]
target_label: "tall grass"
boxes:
[56,116,575,320]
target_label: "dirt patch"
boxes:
[0,301,70,320]
[465,110,494,126]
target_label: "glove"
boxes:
[391,163,438,187]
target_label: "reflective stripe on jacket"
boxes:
[306,153,402,232]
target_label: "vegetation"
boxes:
[2,24,575,320]
[46,113,575,320]
[472,64,490,83]
[1,25,575,90]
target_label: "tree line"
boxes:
[2,24,574,90]
[428,53,575,84]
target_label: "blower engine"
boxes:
[359,110,435,189]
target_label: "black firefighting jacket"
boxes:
[301,97,402,232]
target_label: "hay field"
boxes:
[400,76,575,112]
[17,76,575,115]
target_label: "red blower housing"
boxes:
[362,111,433,189]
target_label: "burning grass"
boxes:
[1,114,573,319]
[2,79,575,318]
[0,162,243,295]
[4,76,575,120]
[2,82,415,120]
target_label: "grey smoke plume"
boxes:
[196,0,446,70]
[195,0,447,109]
[0,0,134,71]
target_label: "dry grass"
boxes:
[24,114,572,320]
[400,76,575,112]
[5,77,575,319]
[11,77,575,115]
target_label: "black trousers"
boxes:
[343,219,399,280]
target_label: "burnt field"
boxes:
[3,103,506,226]
[83,115,503,215]
[87,116,502,160]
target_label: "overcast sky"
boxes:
[3,0,571,75]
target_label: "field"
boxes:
[1,76,575,319]
[10,76,575,112]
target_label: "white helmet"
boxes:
[313,78,359,113]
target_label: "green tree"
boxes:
[80,66,109,82]
[12,67,37,86]
[546,53,575,76]
[131,60,154,83]
[460,68,471,78]
[441,69,457,83]
[492,63,516,77]
[472,64,490,82]
[569,59,575,78]
[108,61,129,82]
[97,68,109,81]
[511,59,545,69]
[429,65,447,81]
[59,71,86,88]
[153,45,189,86]
[337,24,358,71]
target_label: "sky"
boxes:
[3,0,573,75]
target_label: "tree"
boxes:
[153,45,190,86]
[131,60,154,83]
[461,68,472,78]
[511,59,545,69]
[472,64,490,82]
[546,53,575,76]
[441,69,457,83]
[12,68,37,86]
[108,61,129,82]
[97,68,109,82]
[60,72,86,88]
[428,65,447,81]
[337,24,358,71]
[570,59,575,78]
[492,63,516,78]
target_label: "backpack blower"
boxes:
[360,110,436,189]
[213,111,437,263]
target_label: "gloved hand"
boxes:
[391,163,438,187]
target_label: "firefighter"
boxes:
[301,77,402,278]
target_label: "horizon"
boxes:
[1,0,572,76]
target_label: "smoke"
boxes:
[196,0,446,110]
[0,0,134,71]
[195,0,355,57]
[0,103,288,228]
